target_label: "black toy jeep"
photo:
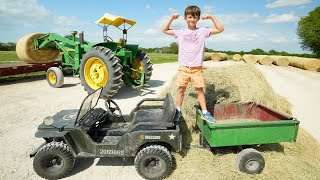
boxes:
[30,88,182,179]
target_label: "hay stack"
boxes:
[203,52,213,61]
[232,54,242,61]
[211,52,228,61]
[253,55,273,65]
[16,33,60,63]
[269,55,289,66]
[287,56,320,71]
[242,54,258,64]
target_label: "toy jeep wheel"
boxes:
[134,145,172,180]
[236,148,265,174]
[132,50,153,82]
[46,67,64,88]
[80,46,123,99]
[33,142,75,179]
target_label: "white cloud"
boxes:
[145,4,151,9]
[264,13,299,23]
[168,8,177,14]
[54,16,91,26]
[217,13,261,25]
[144,28,158,35]
[203,5,213,13]
[266,0,312,8]
[0,0,50,29]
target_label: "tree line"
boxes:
[0,42,16,51]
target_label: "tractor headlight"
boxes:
[43,116,54,126]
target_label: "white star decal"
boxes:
[169,134,175,140]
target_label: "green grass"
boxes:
[148,53,177,64]
[0,51,20,64]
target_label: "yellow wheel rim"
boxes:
[84,57,108,89]
[48,72,56,84]
[132,59,143,80]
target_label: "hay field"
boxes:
[158,64,320,179]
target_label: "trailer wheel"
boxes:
[134,145,172,180]
[132,50,153,83]
[46,67,64,88]
[33,142,75,179]
[236,148,265,174]
[80,46,123,99]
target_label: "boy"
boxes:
[162,5,224,123]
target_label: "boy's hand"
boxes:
[172,13,179,20]
[202,14,212,20]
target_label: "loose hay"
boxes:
[16,33,60,63]
[157,64,320,179]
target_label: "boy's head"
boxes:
[184,5,201,18]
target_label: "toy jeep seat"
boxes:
[128,93,176,131]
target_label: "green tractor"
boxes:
[16,13,153,98]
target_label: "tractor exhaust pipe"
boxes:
[79,31,84,45]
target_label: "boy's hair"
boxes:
[184,5,201,17]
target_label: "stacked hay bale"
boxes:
[242,54,258,64]
[232,54,242,61]
[16,33,60,63]
[158,64,320,179]
[253,55,273,65]
[211,52,228,61]
[287,56,320,71]
[269,55,289,66]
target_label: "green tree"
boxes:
[168,42,178,54]
[250,48,265,55]
[297,6,320,56]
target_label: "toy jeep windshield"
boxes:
[30,88,182,180]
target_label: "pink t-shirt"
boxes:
[173,27,211,67]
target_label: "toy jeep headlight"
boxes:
[43,116,54,126]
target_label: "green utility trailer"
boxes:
[16,13,153,98]
[196,103,299,174]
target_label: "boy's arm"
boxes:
[202,14,224,35]
[162,13,179,36]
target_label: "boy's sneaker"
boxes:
[202,112,216,124]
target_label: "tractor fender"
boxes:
[92,42,118,52]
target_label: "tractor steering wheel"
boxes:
[105,99,123,118]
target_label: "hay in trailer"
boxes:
[242,54,258,64]
[157,64,320,179]
[269,55,289,67]
[287,56,320,71]
[16,33,60,63]
[204,52,214,61]
[211,52,228,61]
[232,54,242,61]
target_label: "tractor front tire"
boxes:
[132,50,153,82]
[134,145,172,180]
[46,67,64,88]
[33,142,75,179]
[236,148,265,174]
[80,46,123,99]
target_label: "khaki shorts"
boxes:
[176,66,205,87]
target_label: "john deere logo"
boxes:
[140,134,144,140]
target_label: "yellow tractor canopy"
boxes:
[95,13,136,27]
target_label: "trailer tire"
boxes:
[132,50,153,83]
[46,67,64,88]
[33,142,75,179]
[80,46,123,99]
[135,145,172,180]
[236,148,265,174]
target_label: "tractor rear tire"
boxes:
[80,46,123,99]
[46,67,64,88]
[132,50,153,82]
[134,145,172,180]
[16,33,60,63]
[33,142,75,179]
[236,148,265,174]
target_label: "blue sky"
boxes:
[0,0,319,53]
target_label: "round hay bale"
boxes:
[242,54,258,64]
[253,55,273,65]
[16,33,60,63]
[204,52,213,61]
[232,54,242,61]
[288,56,320,71]
[211,52,228,61]
[269,55,289,66]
